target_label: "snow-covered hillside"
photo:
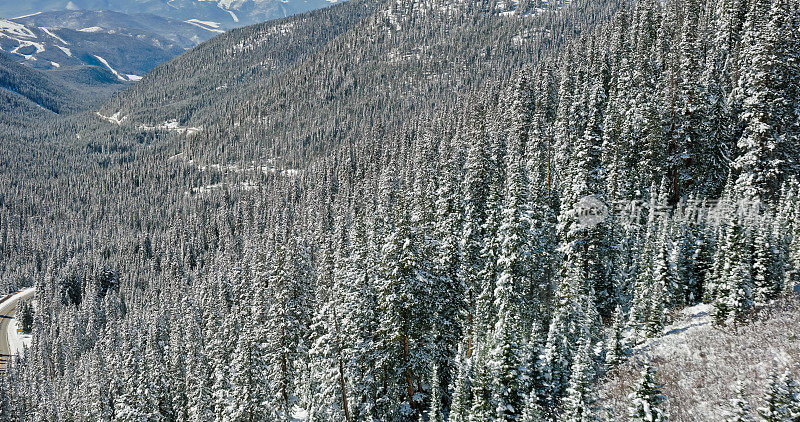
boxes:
[0,0,346,29]
[598,297,800,421]
[0,11,215,81]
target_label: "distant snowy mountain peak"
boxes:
[0,0,348,28]
[0,11,216,82]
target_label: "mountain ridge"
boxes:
[0,0,345,28]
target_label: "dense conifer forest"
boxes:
[0,0,799,420]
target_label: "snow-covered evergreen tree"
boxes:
[627,363,668,422]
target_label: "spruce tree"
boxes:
[559,338,599,422]
[726,384,754,422]
[627,363,668,422]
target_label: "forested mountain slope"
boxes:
[1,11,216,81]
[0,0,797,419]
[0,51,113,117]
[97,0,621,164]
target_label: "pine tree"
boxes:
[460,104,493,359]
[543,271,601,406]
[605,306,627,369]
[427,363,445,422]
[432,129,466,409]
[559,338,599,422]
[732,0,788,200]
[488,109,533,421]
[713,216,754,325]
[726,384,754,422]
[669,0,707,199]
[758,372,799,422]
[469,342,493,422]
[627,363,668,422]
[752,213,780,304]
[375,195,436,418]
[450,344,474,422]
[308,225,352,422]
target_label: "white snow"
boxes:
[633,303,713,353]
[96,111,127,125]
[291,406,309,421]
[0,288,35,362]
[185,19,225,33]
[10,11,42,20]
[7,316,32,358]
[0,20,37,39]
[167,152,185,162]
[599,298,800,421]
[9,40,45,57]
[57,45,72,57]
[92,55,134,82]
[126,74,143,81]
[50,61,60,68]
[225,9,239,22]
[78,26,104,33]
[138,120,202,135]
[41,27,68,45]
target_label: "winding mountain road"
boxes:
[0,288,35,370]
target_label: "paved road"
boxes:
[0,288,35,370]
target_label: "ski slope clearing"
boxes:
[598,298,800,421]
[185,19,225,33]
[0,20,37,39]
[0,288,35,370]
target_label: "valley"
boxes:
[0,0,798,420]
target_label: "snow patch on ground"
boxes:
[92,55,139,82]
[171,155,300,196]
[41,27,68,45]
[96,111,127,125]
[10,12,42,20]
[57,45,71,56]
[291,406,309,421]
[633,303,713,353]
[188,181,259,196]
[138,120,202,135]
[185,19,225,33]
[78,26,104,33]
[93,54,126,81]
[0,20,37,39]
[598,298,800,421]
[9,39,45,60]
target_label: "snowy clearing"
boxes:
[78,26,104,33]
[185,19,225,33]
[0,20,37,39]
[10,12,42,20]
[138,120,202,135]
[41,27,68,45]
[92,55,129,81]
[598,298,800,421]
[96,111,128,125]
